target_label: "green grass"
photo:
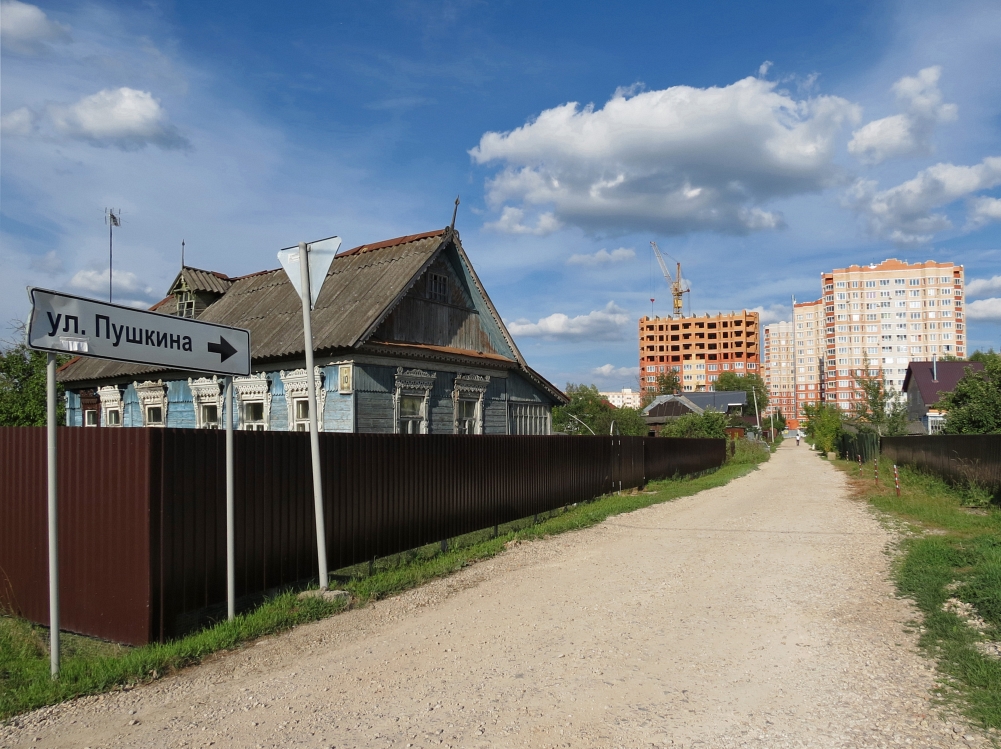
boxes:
[2,445,767,722]
[833,455,1001,728]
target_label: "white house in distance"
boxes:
[600,388,642,409]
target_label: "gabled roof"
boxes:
[168,267,234,295]
[56,229,564,401]
[642,391,747,417]
[902,360,984,408]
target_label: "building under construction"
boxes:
[638,311,760,397]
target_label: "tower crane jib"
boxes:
[650,241,690,318]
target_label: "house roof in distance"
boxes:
[902,360,984,408]
[642,391,747,417]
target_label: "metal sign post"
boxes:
[225,377,236,620]
[28,287,251,674]
[46,353,59,677]
[277,236,341,591]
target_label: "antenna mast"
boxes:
[105,209,121,302]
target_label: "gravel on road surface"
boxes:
[3,445,990,748]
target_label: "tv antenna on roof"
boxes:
[450,195,460,232]
[181,239,185,269]
[105,208,121,302]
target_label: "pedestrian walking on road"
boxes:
[796,433,801,447]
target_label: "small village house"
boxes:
[902,359,983,435]
[58,229,566,433]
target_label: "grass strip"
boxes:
[829,453,1001,729]
[2,443,767,722]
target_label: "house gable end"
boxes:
[369,251,511,357]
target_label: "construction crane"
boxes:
[650,241,690,317]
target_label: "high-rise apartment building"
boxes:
[638,311,760,397]
[821,259,965,411]
[792,298,826,424]
[763,321,794,419]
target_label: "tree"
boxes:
[659,410,729,439]
[849,355,907,436]
[939,357,1001,434]
[766,408,787,433]
[969,348,1000,365]
[802,402,843,453]
[640,370,681,407]
[714,371,768,416]
[0,329,66,426]
[553,383,647,436]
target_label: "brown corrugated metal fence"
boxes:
[881,435,1001,491]
[0,428,725,645]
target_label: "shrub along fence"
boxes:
[881,434,1001,494]
[0,427,725,645]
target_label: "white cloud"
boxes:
[967,275,1001,299]
[966,298,1001,321]
[749,304,791,325]
[848,66,957,165]
[48,87,189,150]
[69,268,155,298]
[483,206,562,235]
[846,156,1001,245]
[470,76,859,235]
[506,301,630,341]
[567,247,635,266]
[0,0,69,55]
[592,363,640,379]
[29,250,63,276]
[967,196,1001,230]
[0,106,36,135]
[758,61,773,77]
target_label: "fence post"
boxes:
[874,456,878,485]
[858,454,862,475]
[894,464,900,496]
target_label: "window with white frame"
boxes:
[189,376,223,429]
[509,403,550,435]
[97,385,123,428]
[134,380,168,427]
[234,373,271,431]
[394,367,435,434]
[280,368,326,433]
[85,409,98,427]
[293,398,310,431]
[452,373,489,435]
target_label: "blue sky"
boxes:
[2,0,999,389]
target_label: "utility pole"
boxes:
[791,294,798,428]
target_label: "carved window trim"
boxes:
[97,385,123,427]
[394,367,435,434]
[234,372,272,431]
[452,373,489,435]
[188,376,223,429]
[280,367,326,432]
[134,380,168,427]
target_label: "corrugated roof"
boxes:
[59,230,447,382]
[57,228,567,403]
[180,267,233,294]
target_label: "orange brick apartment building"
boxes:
[639,311,760,397]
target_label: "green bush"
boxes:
[659,410,729,439]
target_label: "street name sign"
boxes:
[27,287,251,376]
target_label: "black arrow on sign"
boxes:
[207,336,238,363]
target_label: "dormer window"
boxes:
[427,273,449,303]
[177,287,195,318]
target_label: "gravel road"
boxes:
[3,445,991,748]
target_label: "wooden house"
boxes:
[58,228,566,434]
